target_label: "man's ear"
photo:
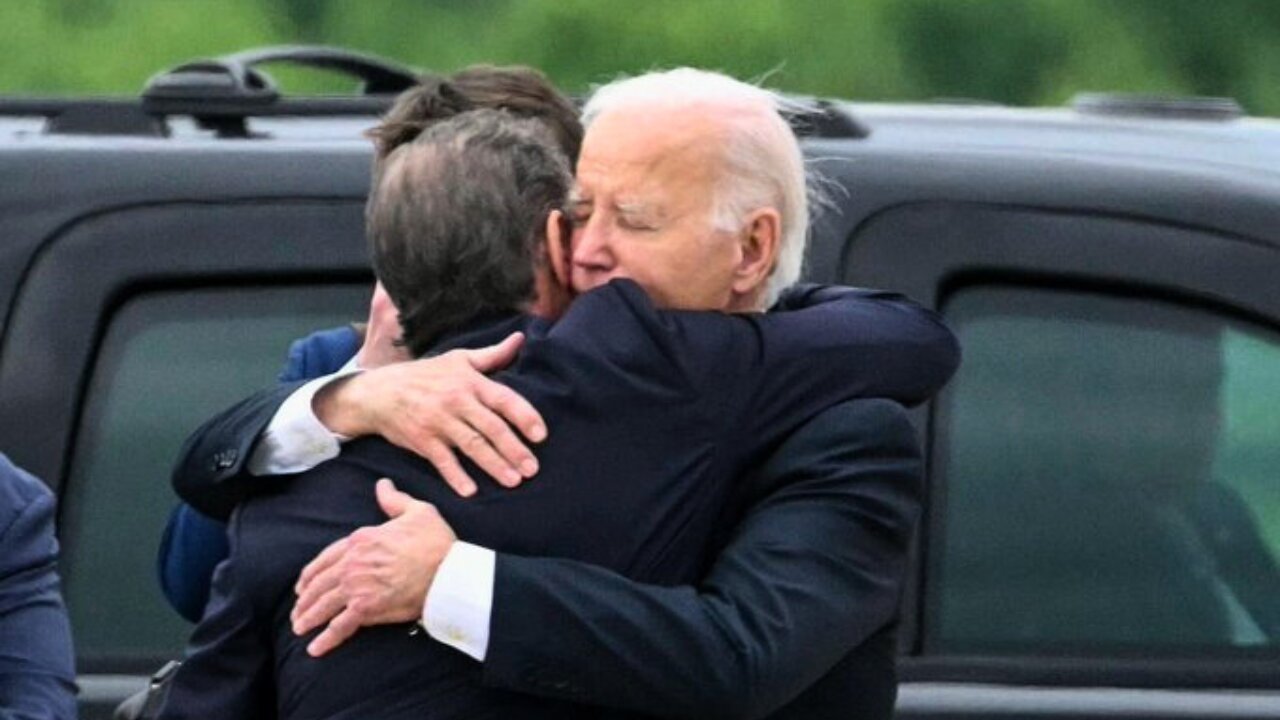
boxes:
[544,209,571,288]
[731,207,782,296]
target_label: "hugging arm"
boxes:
[702,283,959,424]
[290,281,954,679]
[551,280,958,443]
[170,382,303,521]
[480,399,923,719]
[170,333,541,520]
[161,326,540,616]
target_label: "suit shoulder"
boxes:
[793,398,917,450]
[554,279,655,332]
[843,397,915,432]
[0,456,58,579]
[0,455,54,537]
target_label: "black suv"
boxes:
[2,48,1278,719]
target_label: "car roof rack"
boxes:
[1,45,870,141]
[789,98,871,139]
[0,46,417,138]
[141,45,418,137]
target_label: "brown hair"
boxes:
[366,65,581,165]
[368,110,572,355]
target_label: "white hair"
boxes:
[582,68,809,308]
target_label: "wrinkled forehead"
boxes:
[575,108,727,199]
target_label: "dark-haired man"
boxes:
[158,65,585,622]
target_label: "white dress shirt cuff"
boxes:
[246,363,362,476]
[423,541,496,662]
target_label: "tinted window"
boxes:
[61,285,367,666]
[930,287,1280,654]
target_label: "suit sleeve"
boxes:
[161,326,360,617]
[171,324,359,520]
[553,281,958,454]
[689,283,958,434]
[169,382,302,521]
[480,399,923,720]
[0,458,77,720]
[763,283,959,410]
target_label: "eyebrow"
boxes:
[615,199,659,220]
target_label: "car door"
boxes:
[842,202,1280,719]
[0,158,374,718]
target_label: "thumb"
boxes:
[375,478,412,518]
[466,332,524,373]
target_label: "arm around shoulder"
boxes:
[761,285,961,408]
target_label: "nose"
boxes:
[570,214,615,274]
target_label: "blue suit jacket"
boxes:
[0,454,77,720]
[161,281,958,719]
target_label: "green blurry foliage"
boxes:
[1,0,1276,115]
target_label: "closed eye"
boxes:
[567,200,593,226]
[619,216,658,231]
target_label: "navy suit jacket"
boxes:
[0,454,77,720]
[166,281,958,719]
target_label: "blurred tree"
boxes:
[1109,0,1280,113]
[0,0,1274,116]
[274,0,331,41]
[53,0,114,29]
[0,0,282,93]
[887,0,1071,103]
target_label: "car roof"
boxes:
[844,101,1280,179]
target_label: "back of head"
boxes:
[368,109,572,356]
[583,69,808,307]
[368,66,582,164]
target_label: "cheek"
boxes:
[567,227,586,255]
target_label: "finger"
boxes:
[295,537,347,596]
[306,606,363,657]
[293,549,346,623]
[292,584,348,637]
[464,332,524,373]
[476,378,546,445]
[418,438,478,498]
[375,478,412,518]
[458,402,530,486]
[440,415,519,488]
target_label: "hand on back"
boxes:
[316,330,546,497]
[292,479,456,657]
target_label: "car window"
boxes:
[60,284,368,667]
[929,285,1280,654]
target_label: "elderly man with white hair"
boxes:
[173,68,957,719]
